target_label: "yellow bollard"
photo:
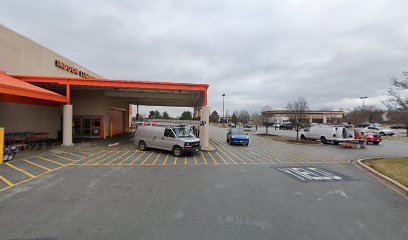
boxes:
[0,128,4,164]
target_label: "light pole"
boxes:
[222,93,226,122]
[360,96,368,108]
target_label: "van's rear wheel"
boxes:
[173,146,183,157]
[139,140,147,151]
[320,137,327,144]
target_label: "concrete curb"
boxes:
[355,158,408,195]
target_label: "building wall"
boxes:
[71,90,129,137]
[0,25,102,78]
[0,24,103,138]
[264,112,344,124]
[0,102,61,138]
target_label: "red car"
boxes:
[354,128,382,145]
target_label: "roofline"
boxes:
[11,74,209,92]
[262,110,344,114]
[0,72,67,103]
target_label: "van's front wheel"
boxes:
[139,140,147,151]
[320,137,327,144]
[173,146,183,157]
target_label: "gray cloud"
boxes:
[1,0,408,116]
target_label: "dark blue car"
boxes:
[227,128,249,146]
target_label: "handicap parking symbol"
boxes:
[276,166,354,182]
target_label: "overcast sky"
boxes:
[1,0,408,117]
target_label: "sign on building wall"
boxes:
[55,60,96,79]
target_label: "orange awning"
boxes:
[0,71,67,103]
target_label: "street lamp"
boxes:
[360,96,368,108]
[222,93,226,122]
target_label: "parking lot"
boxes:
[0,127,359,192]
[0,126,407,239]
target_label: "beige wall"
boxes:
[71,90,129,136]
[0,24,102,78]
[0,102,61,138]
[0,24,105,139]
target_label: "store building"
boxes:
[262,110,344,124]
[0,25,210,149]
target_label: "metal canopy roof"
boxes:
[10,74,209,108]
[0,71,67,103]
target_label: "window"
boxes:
[172,127,194,138]
[231,128,245,135]
[164,129,175,138]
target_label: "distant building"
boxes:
[262,110,344,124]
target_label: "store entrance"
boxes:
[73,115,103,138]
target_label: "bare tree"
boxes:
[345,106,384,125]
[253,106,273,134]
[286,97,309,140]
[385,75,408,135]
[238,109,251,124]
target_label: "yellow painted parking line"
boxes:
[62,152,84,159]
[194,155,198,165]
[24,160,52,171]
[84,151,111,164]
[107,151,129,164]
[212,139,255,164]
[174,157,178,165]
[162,154,170,165]
[141,152,154,165]
[210,140,237,164]
[38,157,65,166]
[50,154,76,162]
[78,151,91,155]
[208,151,218,164]
[96,151,123,164]
[0,174,14,186]
[214,150,229,164]
[152,153,162,165]
[119,151,138,164]
[5,162,35,178]
[201,151,208,164]
[130,152,147,164]
[184,156,187,165]
[0,158,77,193]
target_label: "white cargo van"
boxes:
[300,124,355,144]
[134,126,200,156]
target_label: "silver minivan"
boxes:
[134,126,201,157]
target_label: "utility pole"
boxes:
[222,93,226,122]
[360,96,368,108]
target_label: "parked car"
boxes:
[354,128,382,145]
[243,124,253,131]
[364,126,395,136]
[229,123,236,128]
[227,128,249,146]
[300,124,354,144]
[134,126,200,157]
[279,122,293,130]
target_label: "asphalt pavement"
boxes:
[0,126,407,240]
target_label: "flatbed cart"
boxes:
[339,139,367,149]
